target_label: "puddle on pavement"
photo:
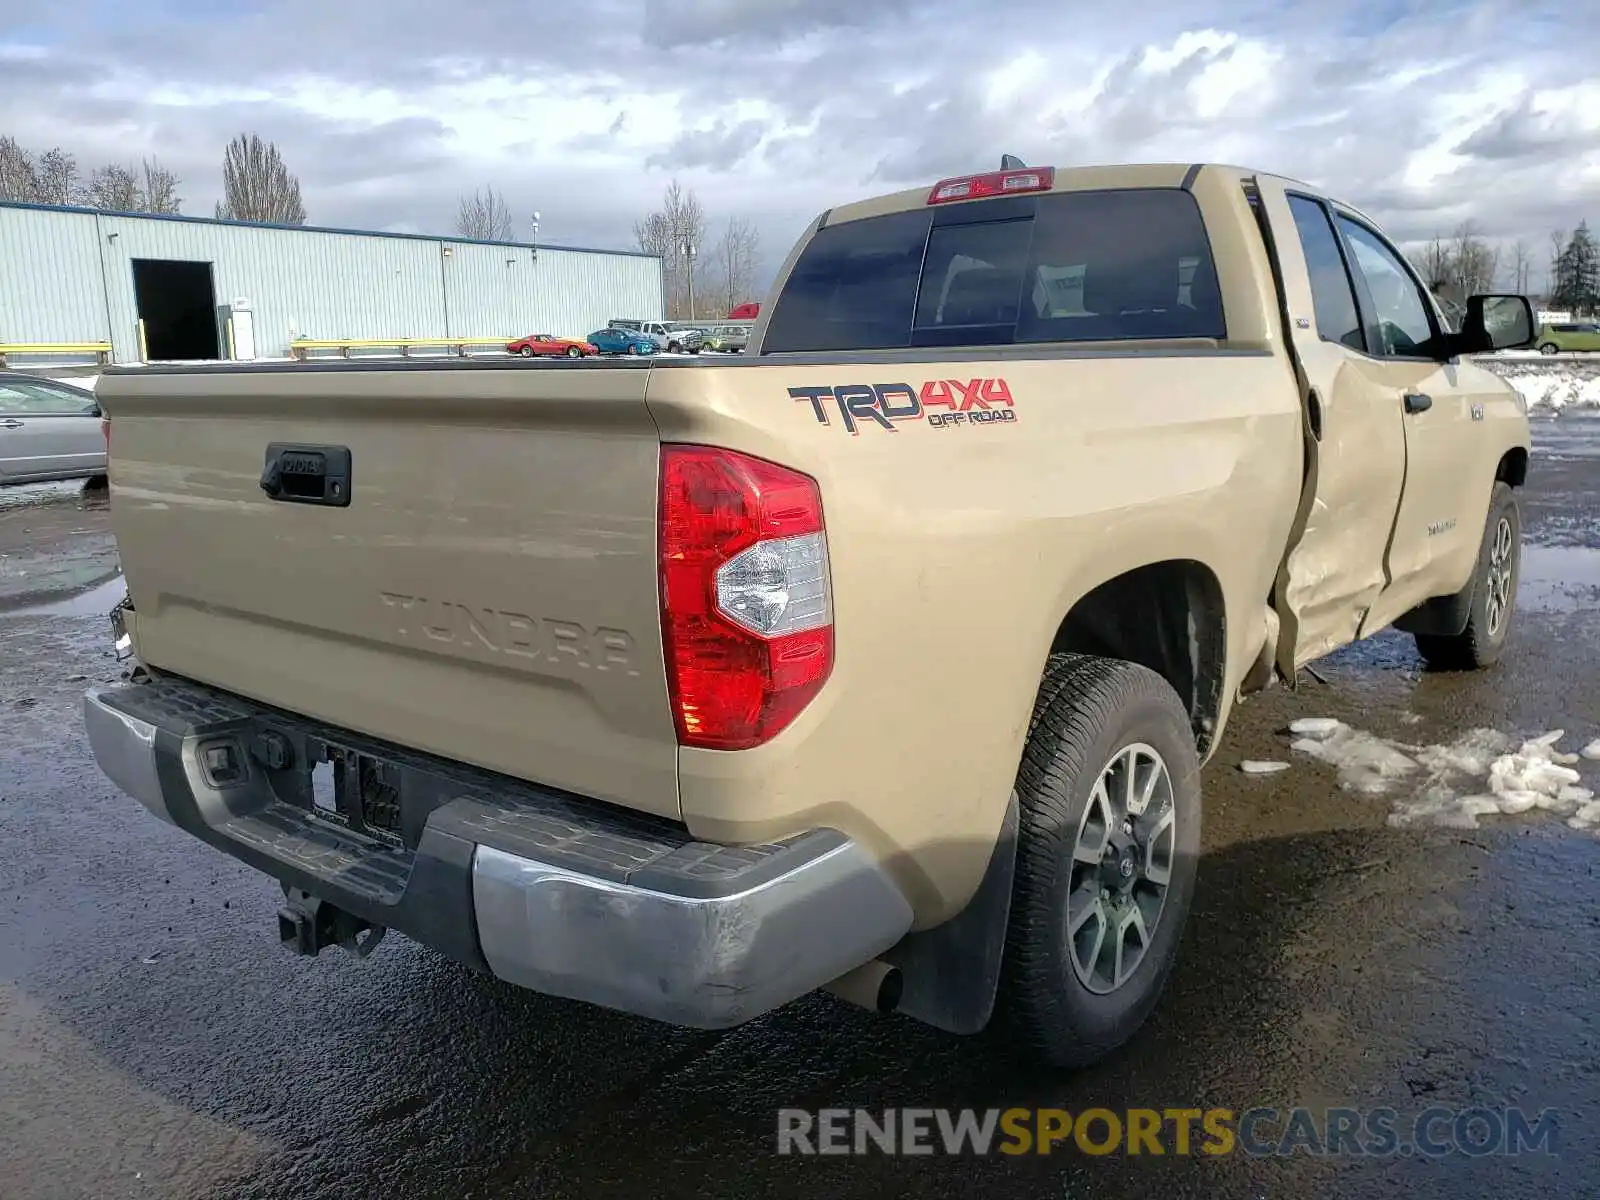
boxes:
[1519,544,1600,613]
[0,573,126,618]
[1533,413,1600,459]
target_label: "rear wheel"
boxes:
[1414,482,1521,670]
[667,341,681,353]
[998,654,1201,1069]
[1539,342,1559,355]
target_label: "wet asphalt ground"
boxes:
[2,414,1599,1200]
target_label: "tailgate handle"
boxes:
[261,443,352,507]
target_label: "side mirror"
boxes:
[1456,294,1535,354]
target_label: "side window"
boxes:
[1017,189,1225,343]
[1287,196,1364,351]
[1335,216,1441,358]
[0,381,95,415]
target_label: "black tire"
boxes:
[566,345,582,358]
[519,346,534,357]
[1539,343,1559,355]
[998,653,1201,1069]
[627,343,640,356]
[1414,482,1521,670]
[667,341,681,354]
[998,659,1203,1068]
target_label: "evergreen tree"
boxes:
[1552,220,1599,315]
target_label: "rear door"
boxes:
[0,377,103,480]
[1251,179,1411,670]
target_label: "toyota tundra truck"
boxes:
[84,163,1535,1068]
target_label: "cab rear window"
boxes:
[761,188,1225,354]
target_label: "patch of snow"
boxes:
[1240,760,1291,775]
[1285,720,1600,833]
[1288,716,1343,736]
[1501,369,1600,412]
[1582,739,1600,761]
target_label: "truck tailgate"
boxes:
[97,363,679,819]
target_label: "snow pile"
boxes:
[1500,370,1600,412]
[1240,760,1291,775]
[1285,719,1598,832]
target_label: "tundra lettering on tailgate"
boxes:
[380,593,639,674]
[789,378,1018,435]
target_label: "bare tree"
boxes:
[32,147,79,205]
[454,185,515,241]
[140,158,182,214]
[633,179,706,318]
[1409,236,1452,291]
[1549,229,1568,301]
[0,138,81,204]
[713,217,760,317]
[84,163,142,211]
[0,136,34,201]
[215,133,306,224]
[1409,223,1500,308]
[0,137,181,213]
[1506,238,1532,295]
[1449,221,1498,298]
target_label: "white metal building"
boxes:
[0,201,665,364]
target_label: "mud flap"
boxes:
[879,791,1019,1035]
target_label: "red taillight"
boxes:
[927,166,1055,205]
[659,445,833,751]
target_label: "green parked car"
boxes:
[1535,322,1600,354]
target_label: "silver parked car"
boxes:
[607,319,704,354]
[0,371,106,485]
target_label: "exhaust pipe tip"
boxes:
[825,959,903,1015]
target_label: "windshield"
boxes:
[761,188,1225,354]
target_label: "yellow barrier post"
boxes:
[0,341,115,367]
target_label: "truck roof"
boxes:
[820,161,1363,229]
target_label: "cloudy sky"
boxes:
[2,0,1597,288]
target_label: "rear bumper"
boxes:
[84,678,912,1029]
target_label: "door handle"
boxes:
[0,419,23,429]
[1403,393,1433,414]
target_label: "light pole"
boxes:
[684,236,696,321]
[530,211,541,246]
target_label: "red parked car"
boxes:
[506,333,597,358]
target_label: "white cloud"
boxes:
[1,0,1597,291]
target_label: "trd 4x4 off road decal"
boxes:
[789,378,1017,435]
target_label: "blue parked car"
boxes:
[586,328,658,356]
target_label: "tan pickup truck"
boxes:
[85,162,1535,1068]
